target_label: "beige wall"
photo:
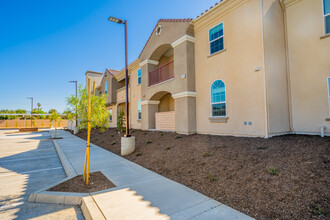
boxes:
[263,0,291,135]
[139,20,197,134]
[129,64,142,130]
[194,0,267,137]
[285,0,330,135]
[159,93,175,112]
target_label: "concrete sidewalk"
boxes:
[54,129,253,220]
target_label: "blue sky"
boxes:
[0,0,219,113]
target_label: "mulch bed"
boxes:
[76,128,330,220]
[48,171,115,193]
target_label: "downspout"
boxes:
[260,0,270,138]
[281,0,294,133]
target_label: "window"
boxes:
[109,109,112,121]
[211,80,226,117]
[138,99,141,120]
[324,0,330,34]
[105,81,108,94]
[138,69,141,85]
[209,22,224,55]
[328,78,330,115]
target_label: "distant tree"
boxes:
[48,109,56,114]
[32,108,46,119]
[66,84,109,131]
[62,110,74,120]
[37,103,41,110]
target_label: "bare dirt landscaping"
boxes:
[75,128,329,220]
[48,171,115,193]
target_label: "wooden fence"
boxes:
[0,119,68,129]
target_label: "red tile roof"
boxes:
[106,68,120,77]
[138,18,193,58]
[196,0,223,19]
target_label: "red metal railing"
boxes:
[148,61,174,86]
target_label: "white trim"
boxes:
[209,22,225,55]
[171,35,196,48]
[172,91,197,99]
[140,100,160,105]
[139,59,159,67]
[323,0,330,35]
[86,72,102,78]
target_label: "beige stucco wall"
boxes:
[263,0,291,135]
[129,65,142,130]
[159,93,175,112]
[285,0,330,135]
[194,0,267,137]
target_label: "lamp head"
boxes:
[108,16,124,24]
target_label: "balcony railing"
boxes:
[148,61,174,86]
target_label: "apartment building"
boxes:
[86,0,330,137]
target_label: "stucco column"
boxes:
[172,36,196,92]
[172,92,197,134]
[141,101,159,130]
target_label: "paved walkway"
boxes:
[0,129,84,220]
[55,129,253,220]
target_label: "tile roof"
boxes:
[139,18,193,58]
[106,68,120,76]
[196,0,223,19]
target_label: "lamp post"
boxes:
[108,16,130,137]
[69,80,78,127]
[27,97,33,127]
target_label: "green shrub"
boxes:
[309,205,325,216]
[164,146,171,150]
[160,133,164,136]
[257,145,267,150]
[174,135,182,139]
[135,152,142,157]
[146,140,152,144]
[267,167,278,175]
[209,172,217,182]
[117,111,125,133]
[203,152,213,157]
[111,141,116,145]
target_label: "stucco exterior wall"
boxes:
[194,0,267,137]
[263,0,291,135]
[285,0,330,135]
[129,65,142,130]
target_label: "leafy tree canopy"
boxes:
[66,84,109,131]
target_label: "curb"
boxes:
[81,196,106,220]
[29,131,106,220]
[52,139,77,177]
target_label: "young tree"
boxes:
[66,84,109,131]
[49,110,62,138]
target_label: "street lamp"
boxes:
[69,80,78,127]
[108,16,130,137]
[27,97,33,127]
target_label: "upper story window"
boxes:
[138,99,141,120]
[105,81,108,94]
[324,0,330,34]
[211,80,226,117]
[209,22,224,55]
[109,109,112,121]
[138,69,141,85]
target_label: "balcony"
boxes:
[148,61,174,86]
